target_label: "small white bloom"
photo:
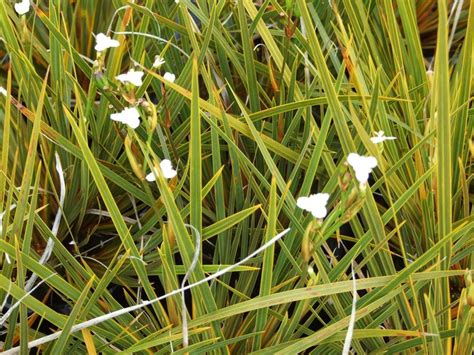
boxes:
[153,55,165,68]
[145,172,155,181]
[146,159,177,181]
[296,193,330,219]
[160,159,177,178]
[163,72,176,83]
[110,107,140,129]
[347,153,377,186]
[94,33,120,52]
[14,0,30,15]
[370,131,397,144]
[116,69,144,87]
[0,86,7,96]
[175,0,179,3]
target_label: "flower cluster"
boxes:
[296,150,381,220]
[91,33,178,181]
[296,150,380,265]
[92,32,177,131]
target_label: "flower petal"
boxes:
[370,131,397,144]
[364,156,378,169]
[146,160,177,181]
[110,112,123,122]
[355,168,370,184]
[160,159,177,179]
[145,172,156,182]
[296,197,312,211]
[163,72,176,83]
[347,153,361,167]
[124,115,140,129]
[310,206,327,219]
[311,193,330,205]
[153,56,165,68]
[370,137,384,144]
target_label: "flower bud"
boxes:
[341,192,366,223]
[339,171,352,192]
[467,284,474,307]
[344,186,359,209]
[301,226,312,263]
[307,265,319,284]
[466,270,472,287]
[124,135,145,180]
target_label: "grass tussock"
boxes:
[0,0,473,353]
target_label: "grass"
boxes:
[0,0,473,353]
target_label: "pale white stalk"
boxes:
[300,16,311,84]
[0,205,17,235]
[448,0,464,52]
[2,228,290,354]
[0,282,12,313]
[342,262,358,355]
[85,208,142,225]
[181,224,201,348]
[24,153,65,292]
[131,194,144,303]
[0,274,56,327]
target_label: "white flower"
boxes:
[94,33,120,52]
[14,0,30,15]
[153,56,165,68]
[160,159,178,178]
[296,193,330,219]
[116,69,144,87]
[370,131,396,144]
[347,153,377,186]
[163,72,176,83]
[146,159,177,181]
[110,107,140,129]
[0,86,7,96]
[145,172,155,182]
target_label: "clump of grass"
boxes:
[0,0,472,353]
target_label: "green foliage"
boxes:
[0,0,472,353]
